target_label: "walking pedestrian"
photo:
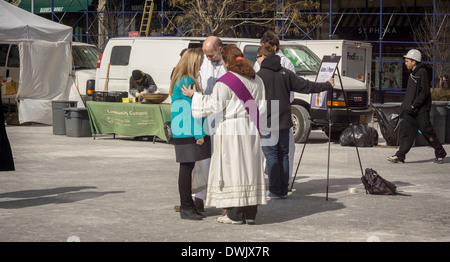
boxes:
[387,49,446,164]
[441,74,448,90]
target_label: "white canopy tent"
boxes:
[0,1,83,125]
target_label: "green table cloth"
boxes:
[86,101,171,141]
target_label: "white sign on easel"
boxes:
[311,56,341,111]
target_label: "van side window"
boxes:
[7,44,20,67]
[243,45,259,65]
[0,44,9,67]
[110,46,131,66]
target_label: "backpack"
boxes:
[361,168,397,195]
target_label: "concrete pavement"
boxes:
[1,123,449,242]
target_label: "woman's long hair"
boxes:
[222,44,255,79]
[170,48,204,95]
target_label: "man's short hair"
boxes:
[257,44,275,57]
[260,31,280,51]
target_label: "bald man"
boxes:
[193,36,227,212]
[200,36,227,95]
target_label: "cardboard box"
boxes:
[1,82,18,95]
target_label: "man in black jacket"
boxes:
[129,70,157,101]
[256,45,334,199]
[387,49,446,164]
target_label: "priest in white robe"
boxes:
[182,45,267,225]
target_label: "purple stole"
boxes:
[217,72,261,136]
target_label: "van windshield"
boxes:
[280,45,321,76]
[72,45,100,70]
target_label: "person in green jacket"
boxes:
[169,48,211,220]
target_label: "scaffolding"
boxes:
[28,0,450,101]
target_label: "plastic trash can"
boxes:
[63,108,91,137]
[52,101,77,135]
[431,101,447,143]
[416,101,448,146]
[446,106,450,143]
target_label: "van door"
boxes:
[346,46,366,80]
[96,39,134,93]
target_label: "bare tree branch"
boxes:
[412,0,450,87]
[165,0,323,37]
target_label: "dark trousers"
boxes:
[178,162,195,210]
[227,206,258,221]
[396,111,446,161]
[262,128,291,197]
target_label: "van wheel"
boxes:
[291,105,311,143]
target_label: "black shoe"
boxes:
[180,208,203,220]
[195,209,206,218]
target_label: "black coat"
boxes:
[257,55,332,130]
[401,63,431,114]
[0,92,15,171]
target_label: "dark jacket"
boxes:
[401,63,431,114]
[257,55,332,130]
[129,73,157,97]
[0,92,15,171]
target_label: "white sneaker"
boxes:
[217,215,243,225]
[387,155,404,163]
[245,219,255,225]
[434,157,445,164]
[267,191,281,200]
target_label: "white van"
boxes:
[95,37,372,142]
[1,41,100,106]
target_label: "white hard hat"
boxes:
[404,49,422,62]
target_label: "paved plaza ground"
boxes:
[1,123,449,244]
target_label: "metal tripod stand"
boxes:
[289,65,365,200]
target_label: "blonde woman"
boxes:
[170,48,211,220]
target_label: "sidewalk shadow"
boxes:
[256,177,360,225]
[0,186,97,199]
[0,186,124,209]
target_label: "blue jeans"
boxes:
[262,128,290,197]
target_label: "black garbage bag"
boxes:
[373,106,401,146]
[339,123,378,147]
